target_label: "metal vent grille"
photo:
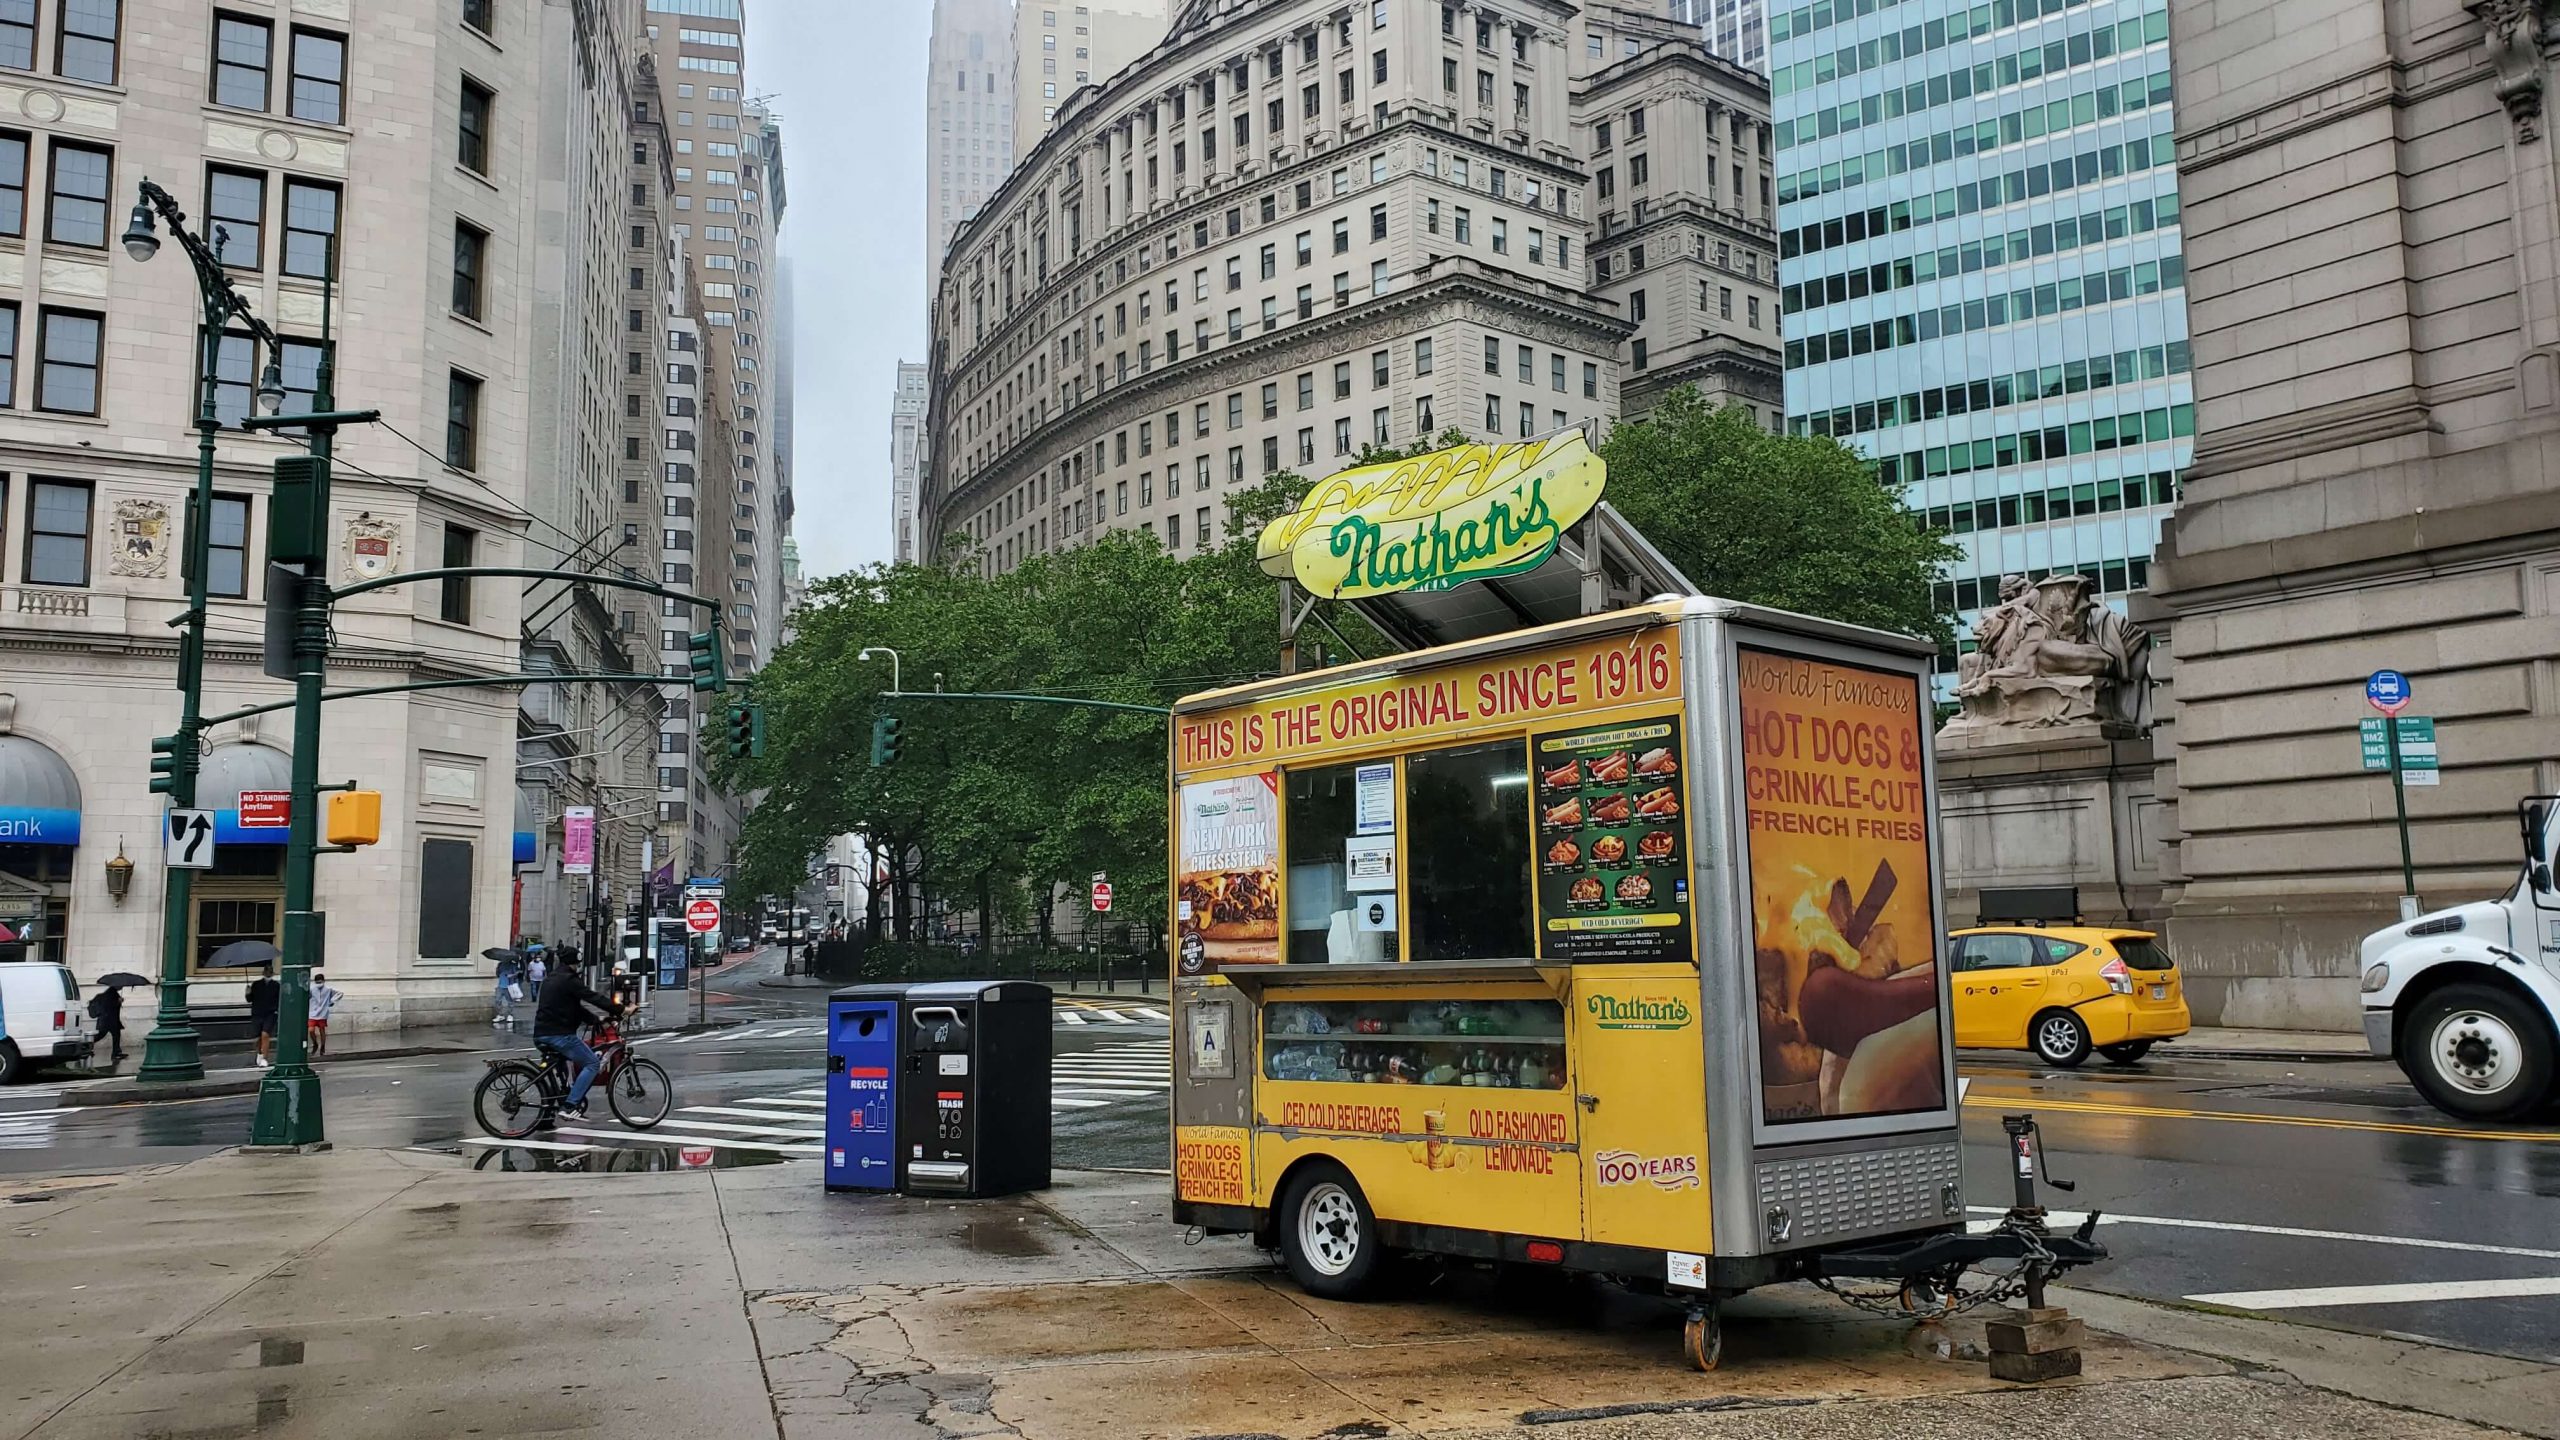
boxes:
[1755,1140,1961,1245]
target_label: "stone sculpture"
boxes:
[1944,572,2151,736]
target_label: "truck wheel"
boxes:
[2031,1011,2091,1067]
[2404,983,2555,1122]
[1278,1162,1382,1301]
[2098,1040,2154,1066]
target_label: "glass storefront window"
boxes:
[1263,997,1565,1088]
[1405,740,1531,960]
[1284,762,1389,963]
[194,898,279,977]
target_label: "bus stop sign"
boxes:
[2367,669,2412,715]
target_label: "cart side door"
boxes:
[1570,968,1710,1254]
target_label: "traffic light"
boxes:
[687,625,726,693]
[725,702,765,760]
[869,715,904,768]
[148,730,192,797]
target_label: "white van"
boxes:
[0,961,91,1082]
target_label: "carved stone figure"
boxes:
[2471,0,2552,142]
[1944,573,2152,737]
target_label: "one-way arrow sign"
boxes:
[166,808,215,869]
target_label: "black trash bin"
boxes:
[897,980,1051,1197]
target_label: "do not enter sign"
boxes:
[1091,881,1113,913]
[685,898,721,933]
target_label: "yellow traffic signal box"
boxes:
[326,790,382,846]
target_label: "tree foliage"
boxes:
[1599,388,1958,645]
[726,399,1951,932]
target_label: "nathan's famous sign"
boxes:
[1255,432,1607,599]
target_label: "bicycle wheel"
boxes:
[606,1056,673,1129]
[473,1060,555,1139]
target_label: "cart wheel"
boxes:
[1682,1307,1723,1372]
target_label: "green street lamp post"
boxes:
[122,180,287,1084]
[239,242,375,1151]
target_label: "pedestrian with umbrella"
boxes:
[485,946,526,1027]
[85,972,147,1070]
[199,941,283,1067]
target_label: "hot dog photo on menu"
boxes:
[1738,649,1948,1123]
[1528,718,1694,963]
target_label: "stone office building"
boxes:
[2147,0,2560,1027]
[0,0,551,1028]
[922,0,1778,568]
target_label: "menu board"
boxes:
[1176,774,1280,974]
[1531,718,1693,962]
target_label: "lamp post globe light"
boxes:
[120,177,291,1084]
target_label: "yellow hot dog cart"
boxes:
[1167,598,2095,1367]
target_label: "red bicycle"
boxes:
[472,1018,672,1137]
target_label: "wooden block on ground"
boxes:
[1989,1345,2084,1383]
[1986,1310,2086,1355]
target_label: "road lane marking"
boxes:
[1052,1097,1109,1109]
[1060,1012,1088,1026]
[1053,1087,1162,1099]
[1961,1092,2560,1143]
[1133,1007,1168,1021]
[459,1136,599,1153]
[684,1104,845,1123]
[1965,1206,2560,1264]
[554,1126,819,1155]
[739,1096,827,1109]
[644,1118,823,1139]
[2188,1277,2560,1310]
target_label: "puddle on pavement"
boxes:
[950,1217,1056,1258]
[461,1143,786,1174]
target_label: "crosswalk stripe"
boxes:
[1052,1097,1110,1109]
[460,1135,600,1154]
[683,1104,842,1123]
[1059,1012,1088,1026]
[1103,1010,1138,1024]
[554,1125,820,1155]
[647,1118,824,1140]
[1055,1087,1162,1098]
[788,1088,825,1098]
[740,1096,827,1109]
[1133,1007,1168,1020]
[632,1033,678,1045]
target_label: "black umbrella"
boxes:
[482,946,525,963]
[93,972,152,988]
[202,940,281,969]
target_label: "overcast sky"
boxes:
[751,2,933,579]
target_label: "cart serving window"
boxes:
[1173,624,1690,978]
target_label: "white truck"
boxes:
[2359,797,2560,1120]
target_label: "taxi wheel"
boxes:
[1683,1309,1724,1371]
[2031,1011,2092,1067]
[1278,1162,1382,1301]
[2098,1041,2155,1066]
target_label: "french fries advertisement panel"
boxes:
[1738,648,1947,1125]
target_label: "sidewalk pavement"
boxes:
[0,1150,2543,1440]
[2161,1026,2371,1062]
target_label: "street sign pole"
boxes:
[2386,716,2415,901]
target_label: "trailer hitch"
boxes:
[1810,1113,2105,1307]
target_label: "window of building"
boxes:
[282,179,339,277]
[204,167,264,268]
[206,494,250,599]
[458,78,493,173]
[35,307,99,413]
[1334,360,1352,399]
[445,370,481,469]
[204,328,257,428]
[0,0,32,68]
[451,221,486,319]
[1583,361,1598,398]
[26,479,89,586]
[57,0,118,85]
[1454,206,1470,242]
[1333,415,1352,454]
[211,12,269,109]
[44,140,108,247]
[462,0,493,34]
[288,27,344,123]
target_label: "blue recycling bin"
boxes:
[825,985,907,1192]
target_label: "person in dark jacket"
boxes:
[86,985,125,1067]
[532,964,623,1120]
[247,964,281,1069]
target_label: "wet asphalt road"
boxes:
[8,952,2558,1363]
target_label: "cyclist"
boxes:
[532,961,624,1122]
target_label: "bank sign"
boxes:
[1255,432,1607,600]
[0,807,78,845]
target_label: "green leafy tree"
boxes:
[1599,388,1958,644]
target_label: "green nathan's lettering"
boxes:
[1324,477,1561,593]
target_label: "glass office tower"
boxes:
[1669,0,1774,71]
[1769,0,2190,689]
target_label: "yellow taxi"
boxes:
[1947,925,2191,1066]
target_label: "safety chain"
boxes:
[1810,1223,2069,1319]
